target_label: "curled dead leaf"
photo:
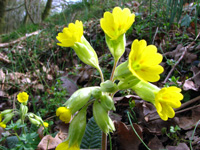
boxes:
[114,121,143,150]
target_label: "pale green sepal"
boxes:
[114,61,133,80]
[68,106,87,147]
[118,75,140,90]
[100,80,118,93]
[1,109,13,117]
[64,87,99,114]
[131,81,160,104]
[20,104,28,120]
[105,33,125,61]
[93,100,115,134]
[91,86,102,99]
[72,36,100,69]
[3,113,14,124]
[100,93,115,111]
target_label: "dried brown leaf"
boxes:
[166,143,190,150]
[148,136,164,150]
[114,121,143,150]
[183,80,198,91]
[37,135,62,150]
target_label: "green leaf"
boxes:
[6,136,19,149]
[80,117,102,149]
[181,14,191,27]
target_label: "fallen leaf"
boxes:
[37,135,62,150]
[114,121,143,150]
[183,80,198,91]
[148,136,164,150]
[166,143,190,150]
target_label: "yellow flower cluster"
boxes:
[56,20,83,47]
[17,92,29,103]
[56,107,71,123]
[100,7,135,40]
[128,39,164,82]
[56,140,79,150]
[155,86,183,121]
[0,114,6,128]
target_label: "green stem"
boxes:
[102,132,107,150]
[190,119,200,150]
[127,111,151,150]
[110,59,118,82]
[97,66,104,82]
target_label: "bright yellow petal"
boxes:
[56,140,80,150]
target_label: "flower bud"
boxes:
[64,87,97,114]
[29,117,41,126]
[100,93,115,111]
[3,113,14,124]
[91,87,102,99]
[105,34,126,61]
[20,104,28,120]
[1,109,13,117]
[68,106,87,147]
[100,80,118,93]
[93,101,115,134]
[72,36,100,70]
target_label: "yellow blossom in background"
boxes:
[43,122,49,128]
[128,39,164,82]
[155,86,183,121]
[56,140,80,150]
[0,114,6,128]
[56,20,83,47]
[0,122,6,128]
[100,7,135,40]
[17,92,29,103]
[56,107,71,123]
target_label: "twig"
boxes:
[163,42,194,83]
[0,30,40,48]
[175,95,200,111]
[185,70,200,81]
[152,27,158,44]
[175,104,200,114]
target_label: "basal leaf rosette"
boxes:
[100,7,135,40]
[101,7,135,61]
[155,86,183,121]
[132,81,183,121]
[128,39,164,82]
[56,20,100,70]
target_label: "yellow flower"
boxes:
[56,140,79,150]
[155,86,183,121]
[0,122,6,128]
[128,39,164,82]
[56,107,71,123]
[100,7,135,40]
[17,92,29,103]
[43,122,49,128]
[56,20,83,47]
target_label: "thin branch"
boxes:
[0,30,40,48]
[163,42,194,83]
[6,3,24,12]
[24,0,35,24]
